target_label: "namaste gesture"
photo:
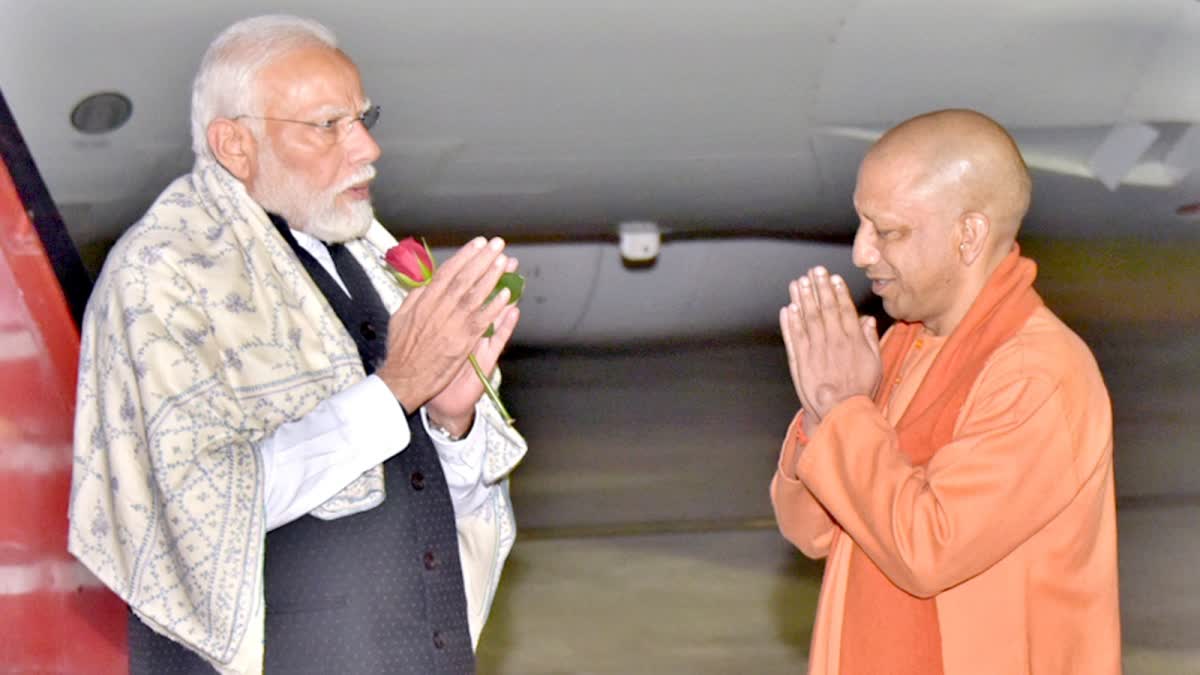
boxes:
[779,265,882,433]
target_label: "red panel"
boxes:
[0,157,128,671]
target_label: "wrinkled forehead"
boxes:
[256,46,366,115]
[854,150,961,220]
[855,150,925,198]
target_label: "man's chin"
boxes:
[880,297,904,322]
[311,220,371,243]
[302,207,374,243]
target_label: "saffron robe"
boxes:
[771,306,1121,674]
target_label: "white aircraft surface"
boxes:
[3,5,1200,673]
[2,0,1199,345]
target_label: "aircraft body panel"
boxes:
[1,0,1198,249]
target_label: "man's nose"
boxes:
[852,224,878,268]
[345,122,382,165]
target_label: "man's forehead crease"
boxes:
[305,77,372,110]
[269,74,368,113]
[307,98,371,119]
[853,187,897,217]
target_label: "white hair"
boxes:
[190,15,338,162]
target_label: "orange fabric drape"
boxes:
[838,246,1043,675]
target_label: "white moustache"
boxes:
[338,165,377,192]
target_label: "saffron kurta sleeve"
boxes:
[795,369,1081,597]
[770,413,838,559]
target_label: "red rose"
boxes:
[384,237,435,287]
[379,235,525,426]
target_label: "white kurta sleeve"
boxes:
[260,375,409,530]
[421,408,492,518]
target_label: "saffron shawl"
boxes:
[68,159,525,673]
[838,246,1042,674]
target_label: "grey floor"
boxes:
[474,318,1200,674]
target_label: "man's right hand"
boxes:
[375,236,513,413]
[779,266,882,423]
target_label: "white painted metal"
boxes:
[435,239,866,345]
[1,1,1198,342]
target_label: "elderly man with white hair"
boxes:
[68,15,526,675]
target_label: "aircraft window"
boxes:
[70,92,133,134]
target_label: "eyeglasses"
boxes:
[233,105,380,144]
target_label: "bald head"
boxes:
[865,109,1031,249]
[851,110,1033,334]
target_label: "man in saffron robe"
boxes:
[770,109,1120,674]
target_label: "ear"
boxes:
[206,118,257,182]
[957,211,990,265]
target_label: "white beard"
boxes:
[253,145,376,243]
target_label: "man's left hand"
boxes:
[425,303,521,438]
[780,266,882,424]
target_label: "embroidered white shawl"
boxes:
[67,159,525,673]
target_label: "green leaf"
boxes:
[420,237,438,274]
[488,272,525,305]
[483,272,525,338]
[388,268,431,289]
